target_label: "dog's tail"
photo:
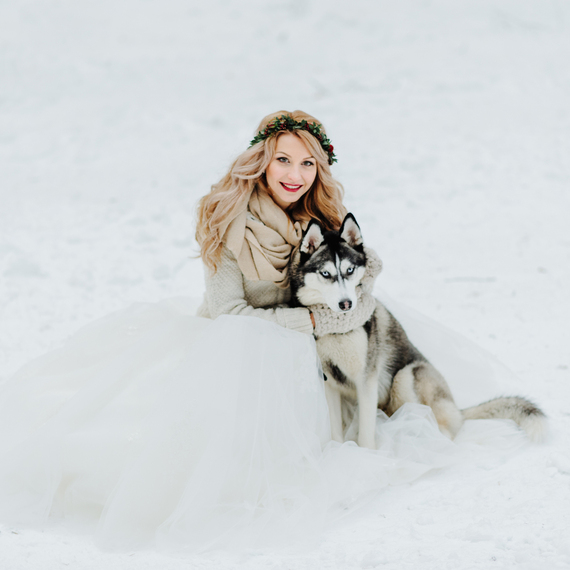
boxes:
[461,397,547,442]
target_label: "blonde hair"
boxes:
[196,110,346,271]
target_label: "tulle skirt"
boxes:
[0,297,529,553]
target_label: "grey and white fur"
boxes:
[289,213,546,449]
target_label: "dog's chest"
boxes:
[316,328,368,386]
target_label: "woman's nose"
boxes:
[288,166,302,182]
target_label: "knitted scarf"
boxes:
[224,186,305,288]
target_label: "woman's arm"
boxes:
[204,246,315,335]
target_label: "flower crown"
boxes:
[249,115,337,165]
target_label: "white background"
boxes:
[1,1,569,568]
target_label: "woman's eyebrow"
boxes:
[276,152,316,160]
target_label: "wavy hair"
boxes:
[196,110,346,272]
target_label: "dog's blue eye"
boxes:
[347,267,355,275]
[321,271,330,279]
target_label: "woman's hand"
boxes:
[310,290,377,337]
[359,247,383,294]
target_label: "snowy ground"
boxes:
[1,0,570,568]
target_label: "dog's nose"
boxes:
[339,300,352,311]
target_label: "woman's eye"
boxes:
[347,267,354,275]
[277,157,289,163]
[303,161,315,167]
[320,271,330,279]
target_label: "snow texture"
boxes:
[1,0,569,568]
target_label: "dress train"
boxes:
[0,298,529,553]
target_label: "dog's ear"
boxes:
[339,213,363,247]
[300,220,325,255]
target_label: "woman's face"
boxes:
[265,133,318,210]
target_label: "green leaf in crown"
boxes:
[248,114,338,165]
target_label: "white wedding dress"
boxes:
[0,296,529,554]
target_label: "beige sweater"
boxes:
[197,246,314,335]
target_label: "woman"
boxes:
[0,111,527,554]
[195,110,378,337]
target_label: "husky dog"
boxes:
[289,213,546,449]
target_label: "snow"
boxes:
[1,0,570,568]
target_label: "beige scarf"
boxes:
[224,186,305,288]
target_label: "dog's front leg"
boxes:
[324,382,344,443]
[357,378,379,449]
